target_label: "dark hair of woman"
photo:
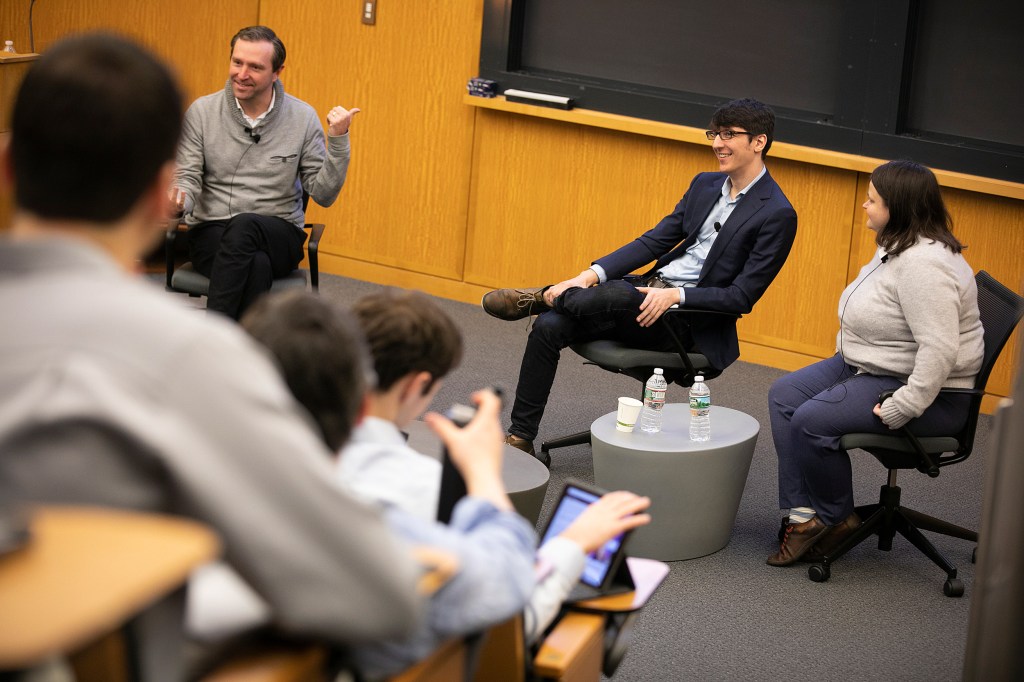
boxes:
[870,159,964,257]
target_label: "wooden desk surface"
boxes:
[0,506,220,669]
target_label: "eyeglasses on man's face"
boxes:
[705,129,757,141]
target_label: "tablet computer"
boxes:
[539,479,635,600]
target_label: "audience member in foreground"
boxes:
[242,289,650,670]
[766,160,984,566]
[338,289,463,519]
[0,33,420,679]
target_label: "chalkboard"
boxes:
[479,0,1024,183]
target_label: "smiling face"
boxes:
[229,39,279,111]
[710,128,766,183]
[863,181,890,232]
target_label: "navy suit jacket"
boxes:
[593,170,797,371]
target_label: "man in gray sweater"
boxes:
[173,25,358,319]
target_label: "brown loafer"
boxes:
[766,516,831,566]
[801,513,862,563]
[482,287,551,321]
[504,434,550,468]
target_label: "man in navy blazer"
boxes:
[482,98,797,465]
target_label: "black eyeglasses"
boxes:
[705,129,758,141]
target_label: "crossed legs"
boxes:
[508,280,692,442]
[189,213,306,320]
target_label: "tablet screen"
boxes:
[540,483,626,588]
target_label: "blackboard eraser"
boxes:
[503,88,574,110]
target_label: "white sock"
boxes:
[788,507,815,524]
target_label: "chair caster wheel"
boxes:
[808,563,830,583]
[944,578,964,598]
[972,547,977,564]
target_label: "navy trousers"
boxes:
[509,280,695,442]
[767,353,969,525]
[189,213,306,320]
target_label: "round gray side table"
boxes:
[592,404,759,561]
[404,420,550,525]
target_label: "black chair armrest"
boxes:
[164,222,186,291]
[656,308,740,380]
[662,307,741,321]
[304,222,326,291]
[876,388,938,476]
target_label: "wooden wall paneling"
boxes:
[1,56,35,233]
[260,0,482,281]
[943,187,1024,399]
[465,111,711,288]
[737,159,859,362]
[8,0,258,103]
[0,131,10,232]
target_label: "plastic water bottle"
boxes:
[689,375,711,441]
[640,368,668,434]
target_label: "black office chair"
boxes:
[805,270,1024,596]
[164,193,326,298]
[539,294,739,456]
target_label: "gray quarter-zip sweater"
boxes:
[174,79,349,229]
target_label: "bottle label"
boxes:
[644,387,666,408]
[689,396,710,412]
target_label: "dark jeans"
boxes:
[509,280,696,441]
[767,353,970,525]
[189,213,306,320]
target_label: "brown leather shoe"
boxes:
[801,513,862,563]
[766,516,831,566]
[482,287,551,321]
[504,434,550,468]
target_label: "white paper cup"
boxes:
[615,397,643,432]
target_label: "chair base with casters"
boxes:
[539,308,735,457]
[804,270,1024,597]
[165,221,325,298]
[806,467,976,598]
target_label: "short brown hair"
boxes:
[241,290,373,451]
[352,290,463,393]
[231,25,286,72]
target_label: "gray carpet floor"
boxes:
[166,272,987,681]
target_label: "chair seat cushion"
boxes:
[171,263,210,296]
[840,432,962,469]
[570,340,710,372]
[171,263,307,297]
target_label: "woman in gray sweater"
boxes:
[765,160,984,566]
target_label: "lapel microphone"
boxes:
[244,127,261,144]
[714,222,722,232]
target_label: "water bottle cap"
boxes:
[694,375,704,381]
[653,368,663,375]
